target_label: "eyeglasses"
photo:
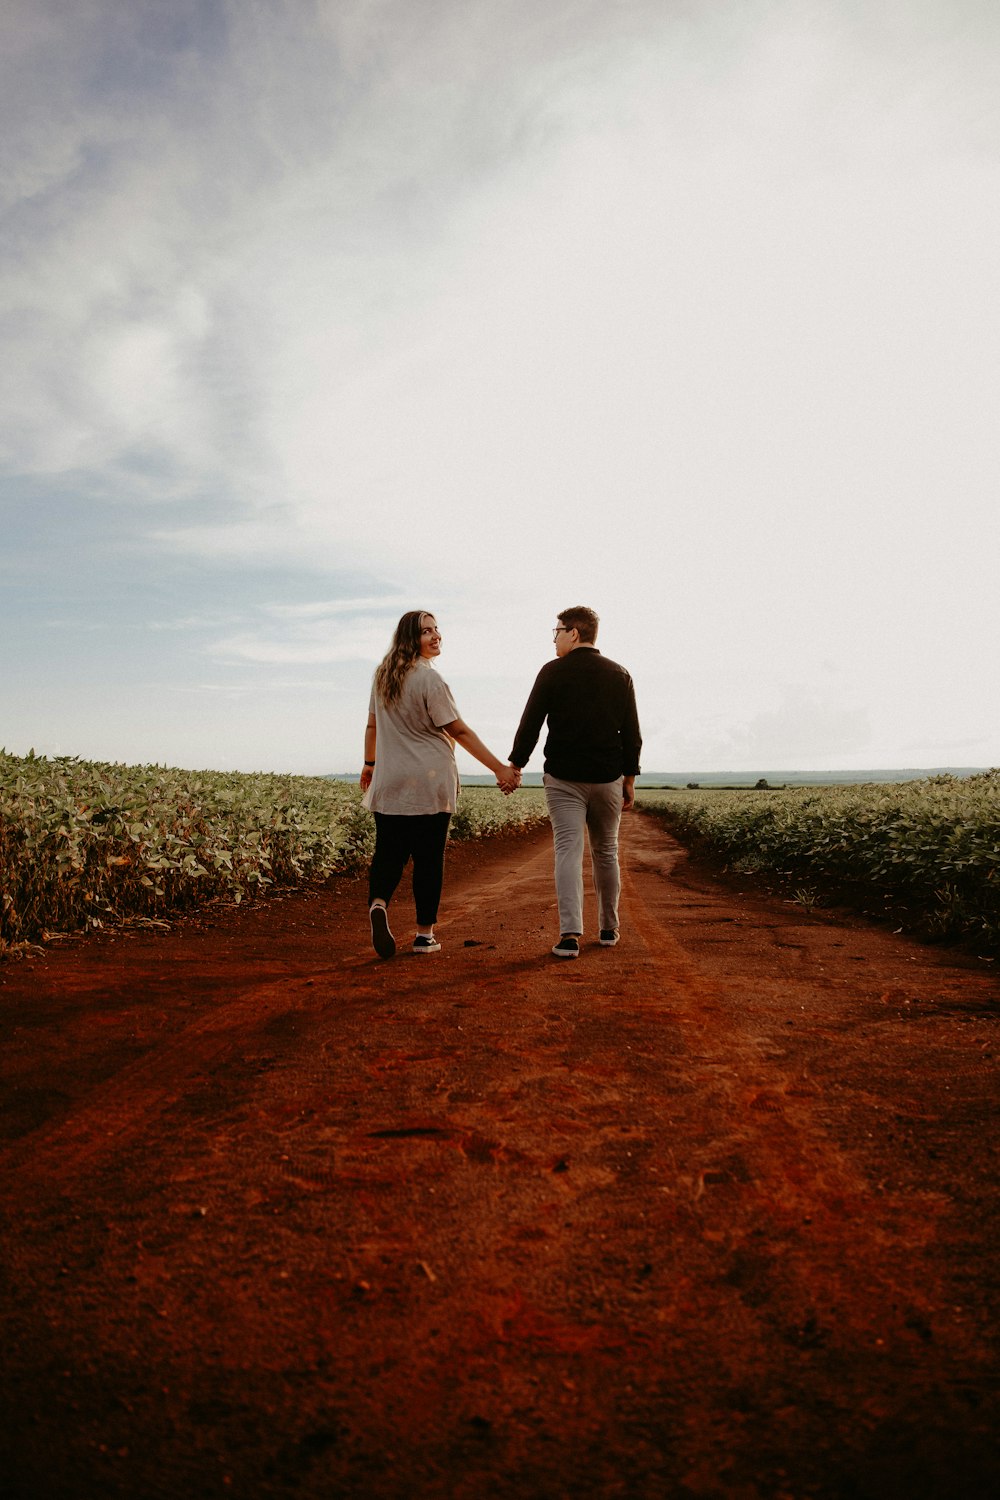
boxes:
[552,626,575,640]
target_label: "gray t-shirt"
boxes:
[363,660,461,815]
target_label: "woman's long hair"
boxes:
[373,610,432,707]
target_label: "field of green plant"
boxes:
[638,773,1000,949]
[0,751,549,953]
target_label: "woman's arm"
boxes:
[360,713,376,791]
[441,718,521,792]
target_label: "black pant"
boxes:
[368,812,451,926]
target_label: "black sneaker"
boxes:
[369,904,395,958]
[412,934,441,953]
[551,935,580,959]
[599,929,620,946]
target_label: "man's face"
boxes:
[553,622,578,658]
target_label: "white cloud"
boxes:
[206,607,401,666]
[263,597,410,620]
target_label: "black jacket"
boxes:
[509,648,642,783]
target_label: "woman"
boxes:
[359,611,518,958]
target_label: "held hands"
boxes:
[496,763,521,796]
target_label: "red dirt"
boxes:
[1,812,998,1499]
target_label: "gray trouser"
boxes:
[543,773,624,936]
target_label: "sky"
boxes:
[2,0,998,777]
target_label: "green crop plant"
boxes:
[637,772,1000,949]
[0,752,548,952]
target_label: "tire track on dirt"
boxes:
[0,975,325,1183]
[436,836,556,932]
[617,816,976,1360]
[0,829,556,1189]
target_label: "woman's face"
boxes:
[418,614,442,659]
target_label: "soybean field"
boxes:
[0,751,548,954]
[638,772,1000,949]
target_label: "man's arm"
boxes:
[509,668,550,769]
[621,675,642,778]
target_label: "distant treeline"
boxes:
[333,768,990,789]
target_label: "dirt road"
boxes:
[1,812,998,1499]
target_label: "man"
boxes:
[509,606,641,959]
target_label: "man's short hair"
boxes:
[558,606,599,644]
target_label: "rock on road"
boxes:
[1,811,998,1499]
